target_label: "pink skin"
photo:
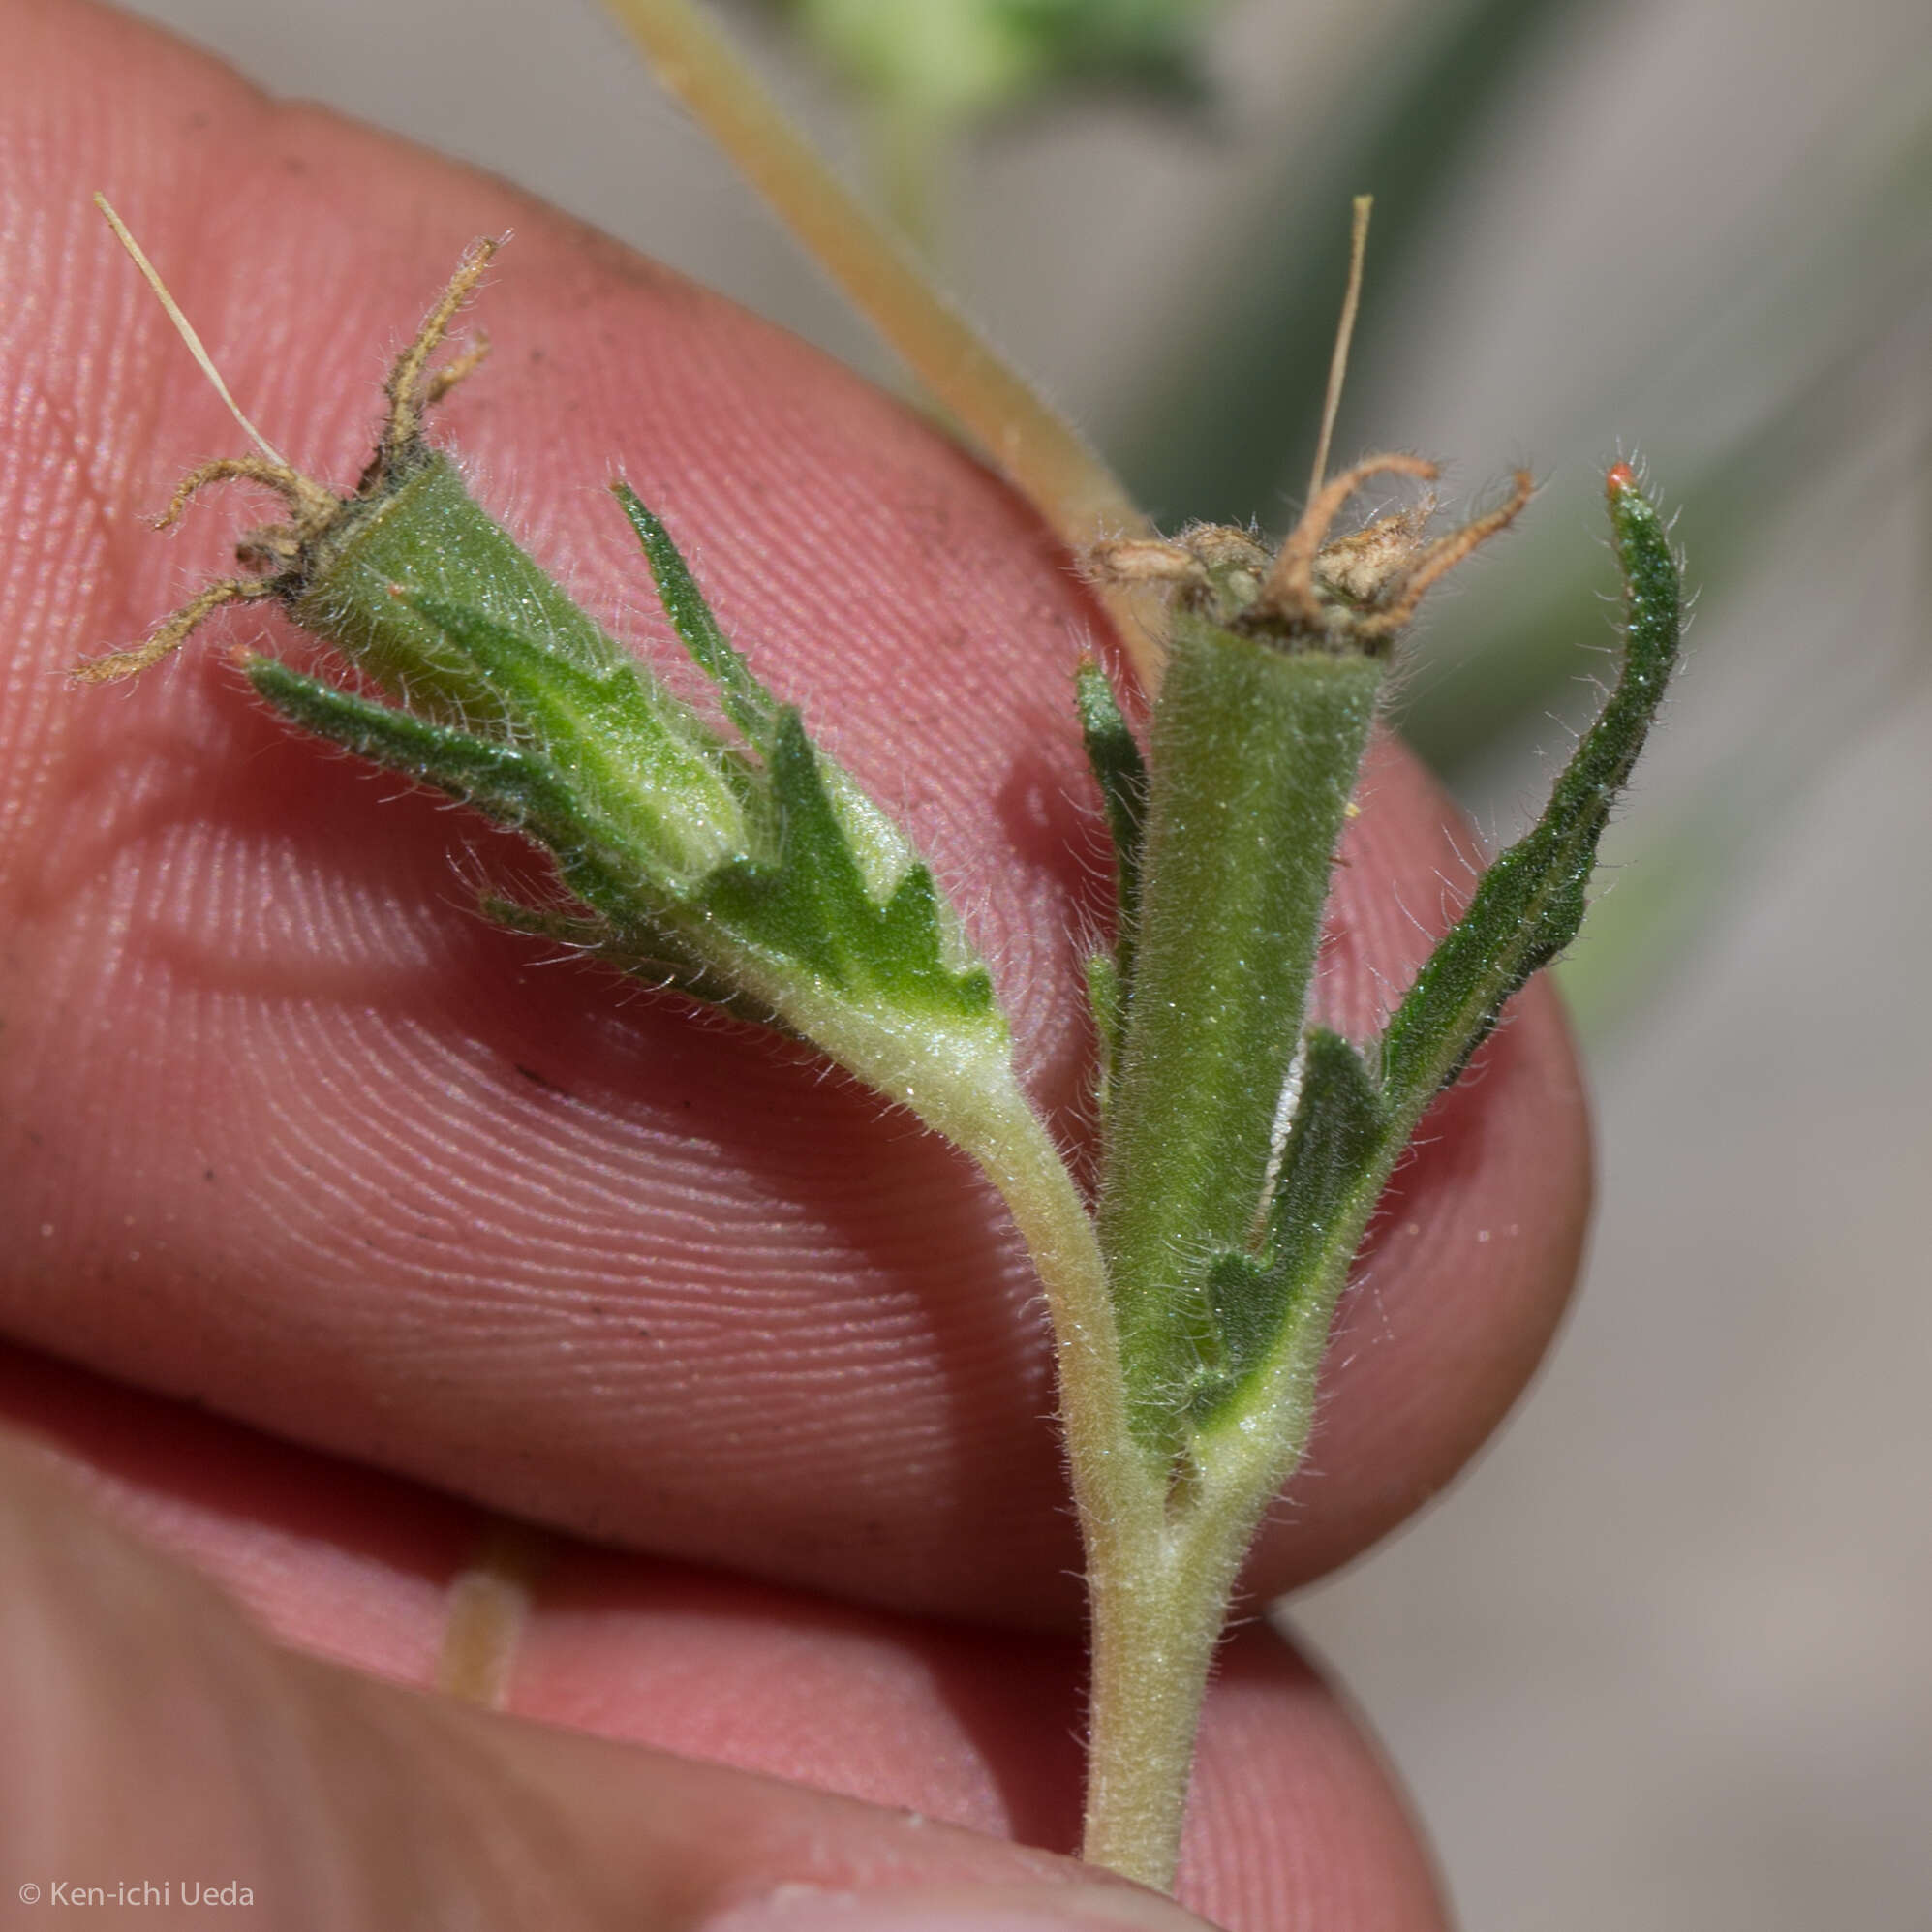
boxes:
[0,1,1590,1923]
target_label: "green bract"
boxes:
[249,463,1000,1065]
[80,228,1681,1896]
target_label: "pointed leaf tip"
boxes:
[1377,464,1682,1114]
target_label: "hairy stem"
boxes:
[950,1087,1199,1887]
[952,1085,1158,1572]
[1079,1507,1243,1887]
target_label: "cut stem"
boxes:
[1080,1527,1232,1888]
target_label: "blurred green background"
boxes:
[109,0,1932,1924]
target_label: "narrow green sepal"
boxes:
[1085,951,1121,1109]
[397,587,759,870]
[1188,1029,1388,1428]
[246,656,590,852]
[476,893,617,949]
[614,482,782,752]
[1077,658,1149,1088]
[397,588,641,728]
[1076,659,1148,923]
[248,653,694,942]
[1378,473,1682,1118]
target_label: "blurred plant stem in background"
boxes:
[761,0,1222,250]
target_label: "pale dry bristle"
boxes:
[1308,196,1374,506]
[94,194,291,471]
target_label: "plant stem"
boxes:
[957,1088,1154,1560]
[951,1083,1231,1889]
[1080,1508,1242,1887]
[1079,1163,1386,1888]
[77,192,1685,1912]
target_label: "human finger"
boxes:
[0,0,1587,1624]
[1,1379,1446,1931]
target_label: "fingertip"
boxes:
[704,1887,1213,1932]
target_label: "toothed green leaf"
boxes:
[701,707,993,1015]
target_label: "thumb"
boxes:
[0,1426,1214,1932]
